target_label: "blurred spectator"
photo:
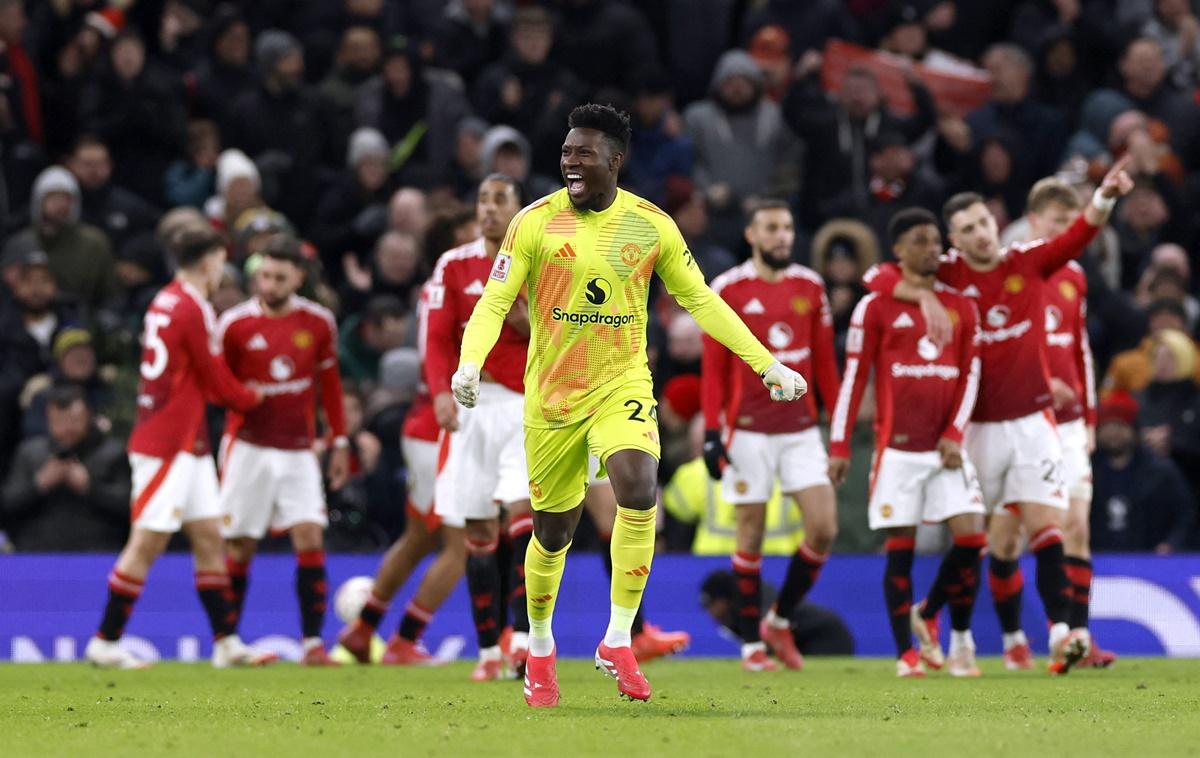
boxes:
[742,0,859,61]
[312,127,393,278]
[824,131,944,247]
[40,13,107,160]
[318,25,383,146]
[21,327,114,439]
[624,68,692,208]
[66,135,161,253]
[153,0,208,73]
[1111,180,1175,289]
[1090,391,1196,552]
[1103,299,1200,395]
[230,208,293,266]
[189,5,254,129]
[550,0,659,93]
[433,0,510,88]
[951,131,1027,229]
[809,219,878,360]
[748,25,792,102]
[477,124,559,200]
[323,386,385,550]
[448,116,489,197]
[1140,0,1200,90]
[1133,243,1198,327]
[784,58,935,229]
[354,34,469,184]
[1,384,130,552]
[957,44,1067,193]
[0,0,43,211]
[665,176,734,281]
[339,294,410,384]
[422,201,478,267]
[164,119,220,209]
[226,29,330,223]
[80,29,187,204]
[472,6,582,179]
[1137,328,1200,495]
[341,230,423,316]
[685,49,801,251]
[2,166,118,313]
[656,313,703,393]
[204,148,264,235]
[1109,36,1200,166]
[0,249,81,475]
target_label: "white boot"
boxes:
[85,637,151,669]
[212,635,278,669]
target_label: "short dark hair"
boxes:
[260,233,303,266]
[745,197,791,225]
[888,207,939,245]
[71,133,108,156]
[364,294,405,326]
[942,192,985,226]
[46,383,87,411]
[567,103,632,154]
[482,172,525,206]
[174,225,224,268]
[1148,297,1188,323]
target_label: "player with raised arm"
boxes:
[991,178,1115,670]
[452,104,805,707]
[85,225,275,669]
[216,236,348,666]
[700,199,840,672]
[860,157,1132,673]
[829,208,988,678]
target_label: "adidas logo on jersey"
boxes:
[743,298,765,314]
[247,334,268,350]
[464,280,485,295]
[962,285,981,298]
[892,313,915,328]
[554,243,577,259]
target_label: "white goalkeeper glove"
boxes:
[761,361,807,402]
[451,363,480,408]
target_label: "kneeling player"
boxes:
[701,200,841,672]
[86,226,274,669]
[216,238,348,665]
[829,209,987,677]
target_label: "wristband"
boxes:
[332,436,350,449]
[1091,189,1116,213]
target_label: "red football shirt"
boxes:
[424,238,527,396]
[829,287,980,458]
[129,279,258,458]
[702,261,840,435]
[1043,261,1096,426]
[218,296,346,450]
[862,214,1100,423]
[403,283,442,443]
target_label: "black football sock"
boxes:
[774,542,828,618]
[944,533,986,632]
[397,600,433,642]
[1064,556,1092,630]
[225,556,250,626]
[466,537,503,649]
[296,550,327,639]
[508,514,534,634]
[1030,526,1071,625]
[732,551,763,643]
[988,557,1024,634]
[97,569,144,641]
[884,536,915,657]
[195,571,237,640]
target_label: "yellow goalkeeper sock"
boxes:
[525,534,570,657]
[606,505,656,647]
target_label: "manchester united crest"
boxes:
[791,296,810,315]
[1004,274,1024,294]
[620,242,644,267]
[293,329,313,349]
[1059,280,1077,301]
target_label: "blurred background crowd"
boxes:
[1,0,1198,556]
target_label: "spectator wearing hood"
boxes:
[472,6,583,178]
[354,34,470,185]
[226,29,332,223]
[1,167,117,313]
[80,29,187,205]
[624,67,693,208]
[66,135,161,255]
[189,5,254,129]
[433,0,511,88]
[1090,391,1196,552]
[2,384,130,552]
[21,327,114,439]
[204,148,264,236]
[784,58,936,230]
[684,49,801,252]
[477,124,560,201]
[312,127,394,280]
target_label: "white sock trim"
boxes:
[603,603,638,648]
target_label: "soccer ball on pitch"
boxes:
[333,575,375,624]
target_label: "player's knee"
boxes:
[1063,512,1089,552]
[989,530,1021,560]
[807,524,837,554]
[533,522,573,553]
[290,523,323,553]
[464,518,499,546]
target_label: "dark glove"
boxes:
[702,429,728,481]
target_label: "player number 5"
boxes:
[140,312,172,380]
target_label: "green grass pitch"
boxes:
[4,658,1199,757]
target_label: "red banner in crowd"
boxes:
[820,39,992,117]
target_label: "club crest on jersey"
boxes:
[1059,280,1077,300]
[1004,274,1024,294]
[293,330,312,349]
[1045,305,1063,332]
[792,296,811,315]
[490,253,512,281]
[767,322,794,349]
[917,335,942,361]
[620,242,644,267]
[986,305,1011,328]
[529,481,543,499]
[270,355,295,381]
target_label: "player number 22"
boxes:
[140,312,172,380]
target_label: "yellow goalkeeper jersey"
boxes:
[460,187,775,428]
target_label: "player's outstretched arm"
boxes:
[657,231,805,401]
[1035,156,1135,276]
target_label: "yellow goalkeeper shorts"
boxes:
[524,378,661,513]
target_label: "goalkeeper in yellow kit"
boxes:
[451,103,807,707]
